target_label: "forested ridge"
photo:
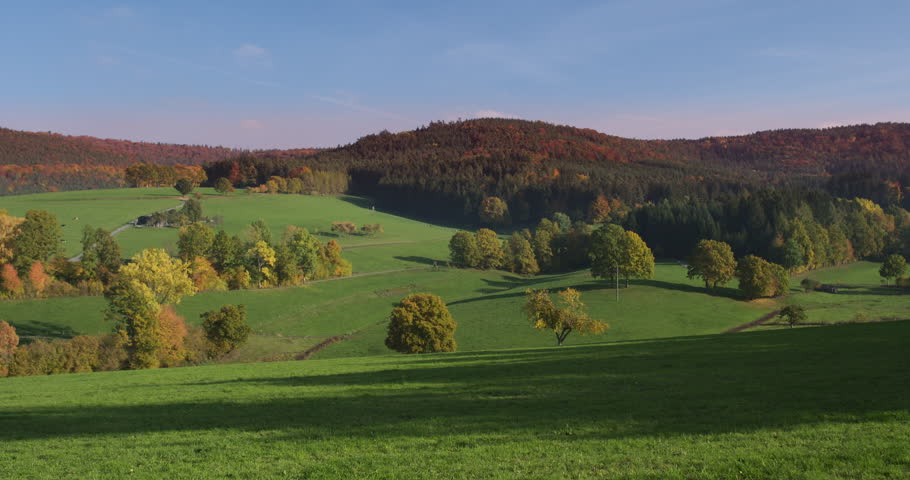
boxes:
[3,119,910,206]
[207,119,910,222]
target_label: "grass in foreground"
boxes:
[0,320,907,479]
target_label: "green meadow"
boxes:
[1,188,183,256]
[1,320,907,479]
[0,263,773,361]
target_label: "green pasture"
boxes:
[0,263,771,361]
[1,320,907,479]
[1,188,183,256]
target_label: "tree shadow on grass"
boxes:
[393,256,445,266]
[634,279,743,300]
[8,321,78,339]
[1,321,907,444]
[451,282,607,306]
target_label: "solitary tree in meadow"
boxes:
[523,288,607,346]
[385,293,457,354]
[202,304,252,357]
[174,178,195,196]
[879,254,907,285]
[778,305,807,328]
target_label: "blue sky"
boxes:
[2,1,910,148]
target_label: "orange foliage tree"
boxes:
[156,306,188,367]
[0,264,23,298]
[28,261,50,297]
[0,320,18,376]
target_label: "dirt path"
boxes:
[723,309,782,334]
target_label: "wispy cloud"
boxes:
[234,44,267,58]
[311,92,403,120]
[105,45,280,88]
[234,44,271,67]
[443,42,562,82]
[104,6,135,18]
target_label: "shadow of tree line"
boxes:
[1,321,907,444]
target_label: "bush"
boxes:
[202,305,252,358]
[213,177,234,194]
[800,278,821,293]
[385,293,457,354]
[175,178,195,195]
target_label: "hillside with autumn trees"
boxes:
[0,127,251,194]
[3,119,910,206]
[205,119,910,223]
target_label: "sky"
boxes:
[2,1,910,149]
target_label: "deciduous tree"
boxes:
[687,239,737,289]
[736,255,789,299]
[27,261,49,297]
[474,228,505,269]
[175,178,195,196]
[177,223,215,260]
[385,293,456,354]
[12,210,61,269]
[202,304,252,357]
[589,224,655,286]
[589,194,612,223]
[504,232,540,275]
[213,177,234,194]
[778,305,807,328]
[0,320,18,377]
[81,226,121,282]
[246,240,277,287]
[478,196,510,225]
[448,231,479,268]
[523,288,607,346]
[879,253,907,285]
[0,264,23,298]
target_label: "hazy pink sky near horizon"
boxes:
[3,101,905,150]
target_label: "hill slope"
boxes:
[1,321,907,479]
[0,127,245,167]
[207,119,910,221]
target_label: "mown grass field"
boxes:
[1,320,907,479]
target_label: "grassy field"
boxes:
[0,263,773,360]
[5,187,456,271]
[1,320,907,479]
[115,189,457,267]
[773,261,910,326]
[2,188,183,256]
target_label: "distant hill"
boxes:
[3,119,910,199]
[0,127,246,167]
[206,119,910,221]
[301,118,910,174]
